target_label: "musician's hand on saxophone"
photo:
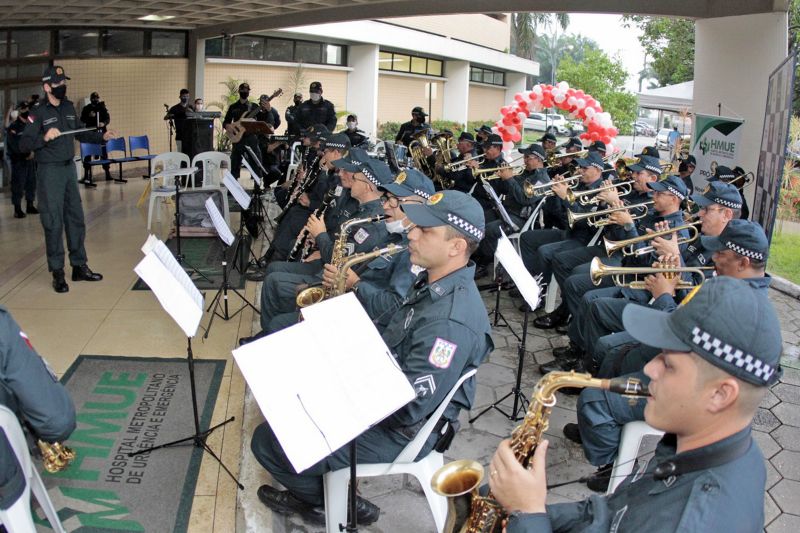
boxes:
[488,439,549,515]
[321,263,358,290]
[550,174,570,200]
[304,214,326,239]
[649,221,681,257]
[644,254,682,298]
[607,199,634,226]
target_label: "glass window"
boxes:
[427,59,442,76]
[379,51,393,71]
[494,71,504,85]
[101,29,144,56]
[410,56,427,74]
[205,37,224,57]
[10,31,50,58]
[324,44,343,65]
[0,36,7,60]
[233,35,263,60]
[295,41,321,64]
[392,54,410,72]
[151,31,185,56]
[16,62,47,79]
[483,70,494,84]
[265,38,293,61]
[470,67,481,82]
[58,29,99,56]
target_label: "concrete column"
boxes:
[346,44,379,137]
[694,12,788,196]
[443,60,469,128]
[187,32,206,99]
[505,72,527,103]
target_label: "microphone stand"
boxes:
[164,104,175,153]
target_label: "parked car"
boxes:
[524,113,570,135]
[656,128,672,149]
[568,121,585,136]
[633,121,656,136]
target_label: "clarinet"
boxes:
[275,154,321,224]
[288,188,337,262]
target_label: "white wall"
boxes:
[443,60,469,126]
[694,12,788,202]
[347,44,380,137]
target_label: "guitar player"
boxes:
[255,94,285,186]
[223,82,260,179]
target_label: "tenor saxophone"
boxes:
[431,371,649,532]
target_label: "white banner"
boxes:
[691,114,745,188]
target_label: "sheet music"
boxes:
[482,181,520,232]
[495,230,542,310]
[233,293,415,473]
[135,235,204,337]
[222,170,251,210]
[241,156,262,187]
[204,197,235,246]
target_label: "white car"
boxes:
[524,113,571,136]
[656,128,672,149]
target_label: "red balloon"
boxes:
[601,136,612,144]
[512,132,522,142]
[502,115,513,126]
[501,133,512,142]
[580,133,590,140]
[590,132,600,141]
[511,115,521,125]
[609,127,619,137]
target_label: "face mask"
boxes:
[91,99,99,105]
[385,219,409,234]
[195,104,204,111]
[239,91,250,100]
[180,95,189,103]
[678,162,689,173]
[10,110,18,121]
[294,98,302,105]
[51,84,67,100]
[310,93,321,103]
[347,121,357,130]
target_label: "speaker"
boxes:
[184,118,214,160]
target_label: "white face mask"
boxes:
[310,93,321,103]
[385,219,409,234]
[10,110,18,121]
[347,121,357,130]
[195,104,204,111]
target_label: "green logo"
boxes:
[700,138,710,155]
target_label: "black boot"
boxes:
[52,269,69,293]
[72,264,103,281]
[26,202,38,214]
[533,305,570,329]
[586,464,614,492]
[13,205,25,219]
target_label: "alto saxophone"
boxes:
[431,371,649,532]
[295,214,388,307]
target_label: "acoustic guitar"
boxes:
[225,88,283,144]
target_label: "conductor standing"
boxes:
[19,66,112,293]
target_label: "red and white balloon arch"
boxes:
[493,81,619,154]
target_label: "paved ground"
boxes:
[235,209,800,533]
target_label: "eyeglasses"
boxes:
[699,205,725,214]
[380,194,424,207]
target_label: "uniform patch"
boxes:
[431,284,444,296]
[334,185,343,196]
[354,228,369,244]
[428,338,457,369]
[43,117,58,126]
[413,375,436,397]
[345,243,355,256]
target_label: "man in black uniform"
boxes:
[678,154,697,195]
[6,101,37,218]
[343,114,368,148]
[254,93,283,185]
[437,131,477,193]
[395,106,430,146]
[223,83,260,179]
[79,92,111,184]
[284,92,303,137]
[297,82,337,131]
[474,125,492,156]
[167,88,193,153]
[20,66,108,293]
[0,306,76,512]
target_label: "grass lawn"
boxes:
[769,231,800,284]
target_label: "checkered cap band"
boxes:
[326,141,347,150]
[360,167,381,187]
[712,196,742,209]
[691,326,775,384]
[718,172,735,180]
[666,185,686,201]
[446,213,484,240]
[589,162,604,171]
[724,241,764,261]
[414,189,432,199]
[644,163,662,174]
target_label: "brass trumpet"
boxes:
[479,166,526,181]
[589,257,714,289]
[603,221,702,257]
[526,175,582,197]
[38,440,76,473]
[567,180,633,205]
[726,171,754,189]
[444,153,484,172]
[567,200,653,228]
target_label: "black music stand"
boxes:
[479,264,521,342]
[244,146,276,235]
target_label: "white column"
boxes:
[188,32,205,99]
[443,60,469,128]
[694,12,788,194]
[505,72,527,103]
[346,44,379,137]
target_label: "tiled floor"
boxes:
[2,167,800,532]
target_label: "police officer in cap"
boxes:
[223,83,260,179]
[474,125,493,156]
[343,114,369,148]
[490,275,781,532]
[678,154,697,195]
[80,91,111,184]
[395,106,430,147]
[6,101,37,218]
[539,132,557,154]
[20,65,110,293]
[251,190,493,526]
[710,165,750,220]
[297,81,337,131]
[438,131,478,192]
[285,91,303,137]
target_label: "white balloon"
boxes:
[558,81,569,92]
[532,85,543,95]
[517,112,527,121]
[491,126,500,134]
[567,96,577,107]
[576,98,586,109]
[502,141,515,153]
[531,102,543,112]
[506,125,518,135]
[554,94,566,104]
[585,107,596,118]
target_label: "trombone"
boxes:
[727,171,754,189]
[567,180,633,205]
[603,220,702,257]
[444,153,484,172]
[568,200,653,228]
[589,257,714,289]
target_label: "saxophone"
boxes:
[295,214,388,307]
[431,371,649,532]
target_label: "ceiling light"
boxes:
[138,14,175,22]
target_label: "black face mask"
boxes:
[294,98,302,106]
[50,85,67,100]
[91,99,99,105]
[678,162,689,173]
[180,95,189,103]
[239,91,250,100]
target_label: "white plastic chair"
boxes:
[322,368,478,533]
[543,226,604,313]
[0,406,67,533]
[191,151,232,226]
[147,152,191,230]
[607,420,664,494]
[285,141,303,186]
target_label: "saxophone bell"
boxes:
[38,439,76,473]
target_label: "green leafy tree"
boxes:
[623,16,695,87]
[556,49,637,134]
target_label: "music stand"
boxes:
[163,105,175,152]
[243,146,276,235]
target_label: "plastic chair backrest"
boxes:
[80,143,103,158]
[105,137,126,156]
[152,152,190,187]
[129,135,151,154]
[191,151,230,187]
[394,368,477,464]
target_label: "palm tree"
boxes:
[511,12,569,88]
[537,32,568,85]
